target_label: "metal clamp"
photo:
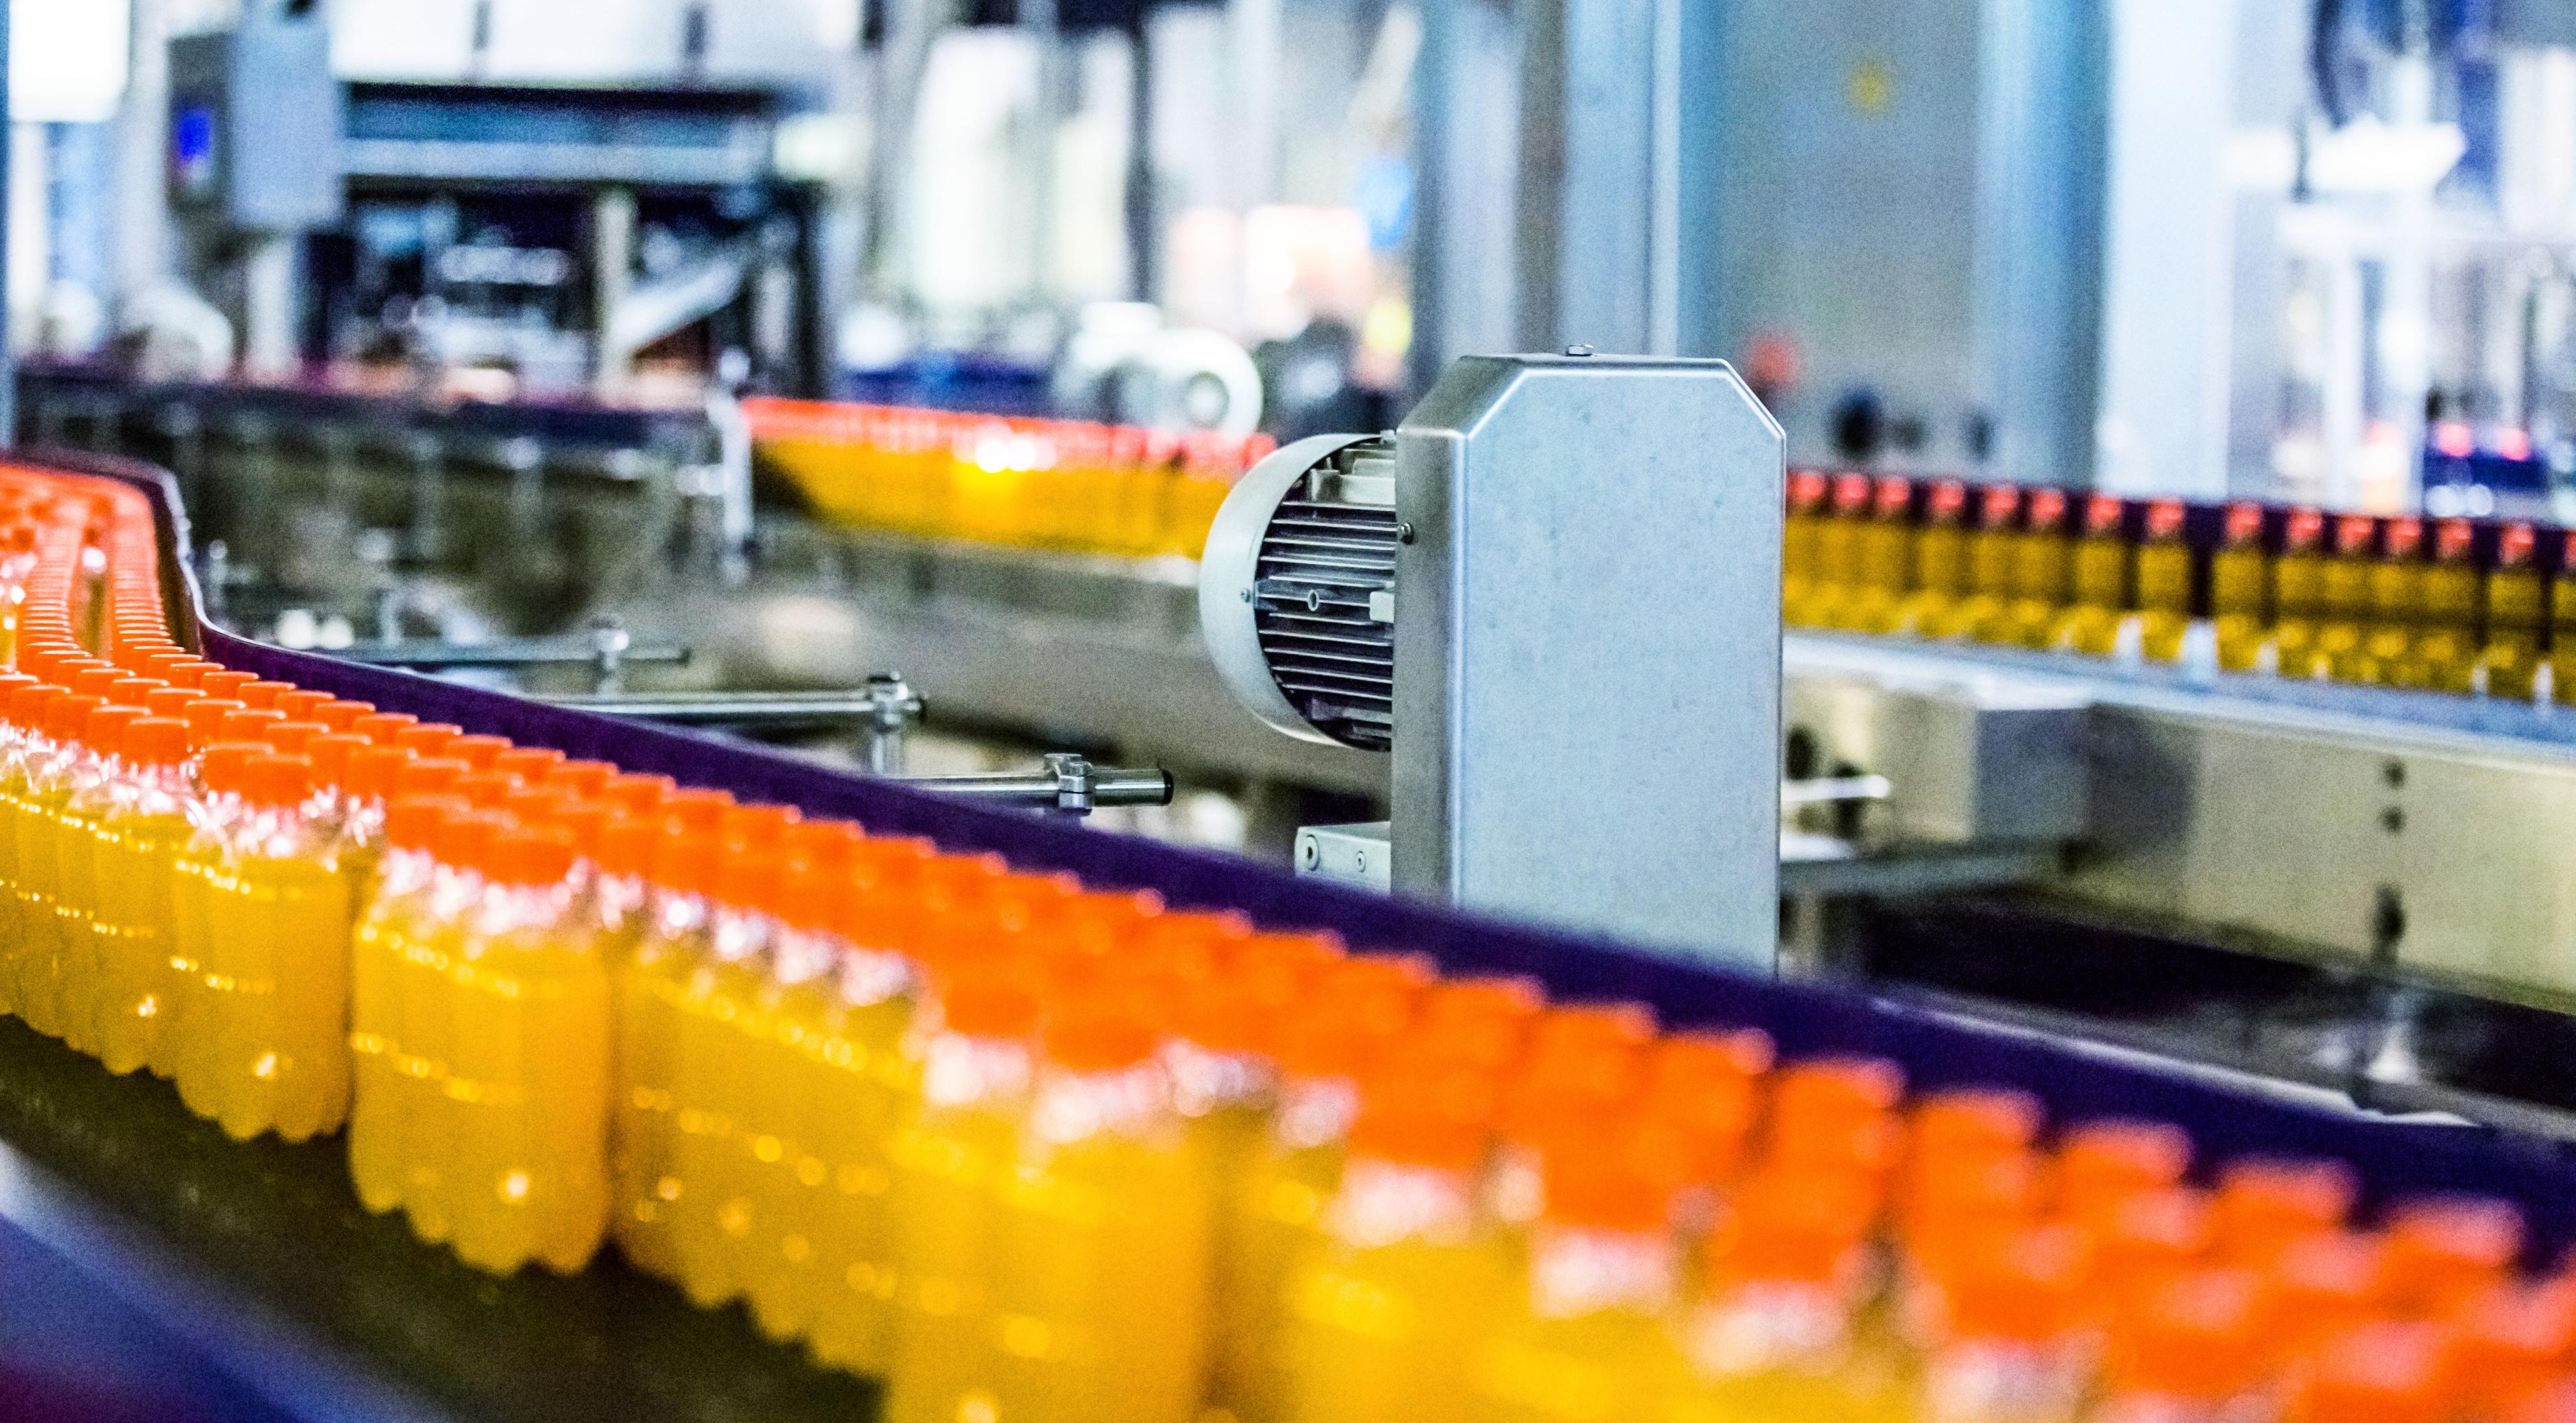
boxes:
[897,754,1174,815]
[859,673,925,774]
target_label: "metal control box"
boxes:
[169,13,344,231]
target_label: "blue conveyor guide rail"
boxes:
[5,445,2576,1422]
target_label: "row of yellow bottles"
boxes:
[1785,471,2576,703]
[743,397,1275,560]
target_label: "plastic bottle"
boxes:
[610,788,735,1274]
[399,808,511,1242]
[1277,1070,1508,1423]
[85,714,191,1076]
[2312,515,2378,681]
[1950,485,2023,644]
[2355,516,2425,687]
[1897,479,1972,638]
[1467,1143,1679,1423]
[2261,509,2326,677]
[53,700,142,1056]
[0,674,45,1017]
[2410,519,2479,693]
[349,793,462,1216]
[15,691,104,1039]
[2055,493,2131,656]
[2089,1268,2272,1423]
[163,740,260,1104]
[883,972,1044,1423]
[1665,1170,1894,1423]
[1844,477,1915,635]
[447,820,607,1276]
[1783,472,1832,627]
[181,752,352,1142]
[1209,952,1433,1420]
[2003,489,2074,650]
[2130,499,2193,663]
[1805,475,1873,631]
[2480,523,2546,702]
[982,998,1214,1423]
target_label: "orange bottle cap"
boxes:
[141,687,201,721]
[1045,1002,1160,1073]
[1631,1071,1757,1190]
[384,795,463,852]
[235,680,295,710]
[2383,1196,2525,1312]
[1771,1056,1908,1126]
[453,770,518,808]
[714,843,781,909]
[594,813,660,878]
[104,677,161,705]
[343,745,409,800]
[545,800,612,860]
[44,693,106,740]
[661,786,734,830]
[433,810,509,871]
[942,975,1041,1040]
[1943,1224,2093,1344]
[70,667,127,698]
[1348,1072,1494,1173]
[545,759,618,799]
[2215,1157,2357,1263]
[312,699,375,732]
[242,753,313,808]
[2057,1118,2194,1219]
[2093,1186,2217,1298]
[391,756,470,799]
[199,741,265,794]
[1651,1027,1777,1090]
[85,705,141,757]
[178,697,247,746]
[196,670,257,701]
[1909,1086,2045,1166]
[1528,1000,1658,1061]
[2103,1268,2271,1402]
[124,716,189,768]
[1705,1171,1877,1286]
[2454,1282,2576,1413]
[271,689,333,722]
[4,684,62,729]
[265,720,329,755]
[445,733,511,769]
[486,826,577,887]
[391,722,463,758]
[491,746,565,782]
[215,708,285,744]
[1765,1108,1904,1182]
[1901,1148,2045,1243]
[351,712,419,744]
[600,772,678,813]
[1541,1138,1669,1234]
[305,733,371,789]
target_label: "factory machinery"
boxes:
[5,369,2576,1420]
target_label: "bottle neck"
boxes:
[1273,1072,1361,1150]
[919,1030,1033,1111]
[1167,1038,1272,1118]
[1682,1277,1860,1381]
[1325,1156,1482,1250]
[1027,1057,1171,1147]
[1525,1223,1675,1320]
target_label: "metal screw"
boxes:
[1300,840,1319,869]
[1240,587,1254,603]
[1395,521,1415,545]
[1353,848,1368,872]
[1564,344,1595,358]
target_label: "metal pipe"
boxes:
[544,691,903,725]
[903,758,1173,813]
[333,639,689,671]
[1780,774,1894,807]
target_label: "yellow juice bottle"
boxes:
[57,700,147,1060]
[982,1000,1215,1423]
[2269,509,2329,678]
[15,692,105,1040]
[2483,523,2544,702]
[1781,472,1831,627]
[610,789,735,1275]
[2545,541,2576,707]
[87,715,192,1076]
[2132,500,2191,663]
[667,850,787,1309]
[1468,1146,1679,1423]
[1943,486,2022,643]
[1663,1171,1896,1423]
[1894,481,1970,638]
[2313,514,2379,681]
[1277,1079,1509,1423]
[196,752,352,1143]
[0,679,57,1018]
[2001,489,2072,650]
[803,842,986,1376]
[397,807,506,1240]
[1211,950,1440,1421]
[663,805,800,1309]
[2359,516,2426,687]
[1803,475,1874,631]
[2052,493,2131,656]
[1843,477,1917,635]
[349,794,460,1216]
[2414,519,2481,693]
[448,822,608,1276]
[2207,503,2271,673]
[883,973,1042,1423]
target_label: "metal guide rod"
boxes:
[902,755,1174,814]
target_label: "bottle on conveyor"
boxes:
[2483,523,2545,701]
[1895,479,1971,639]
